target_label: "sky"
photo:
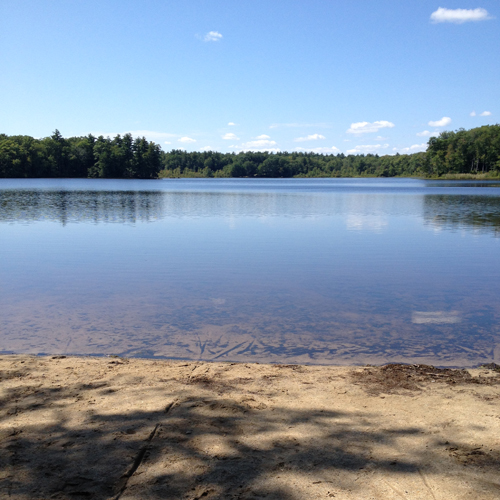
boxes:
[1,0,498,155]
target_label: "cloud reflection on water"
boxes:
[412,311,461,324]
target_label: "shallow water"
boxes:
[1,178,499,366]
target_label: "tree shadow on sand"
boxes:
[1,368,499,499]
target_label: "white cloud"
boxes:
[375,136,388,140]
[295,146,340,154]
[199,146,213,151]
[430,7,493,24]
[346,121,395,134]
[164,141,172,144]
[228,122,236,126]
[242,139,277,148]
[178,136,196,143]
[416,130,440,137]
[471,111,492,117]
[346,144,390,154]
[222,132,239,140]
[393,143,427,154]
[294,134,326,142]
[228,137,280,152]
[204,31,223,42]
[428,116,451,127]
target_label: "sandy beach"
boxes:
[1,355,499,499]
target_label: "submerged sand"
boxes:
[1,355,499,499]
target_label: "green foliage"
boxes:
[0,131,162,179]
[1,125,499,179]
[426,125,500,176]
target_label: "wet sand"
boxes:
[1,355,500,499]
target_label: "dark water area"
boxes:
[1,178,499,366]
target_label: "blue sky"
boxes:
[1,1,498,155]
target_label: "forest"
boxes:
[0,125,499,179]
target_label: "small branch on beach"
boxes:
[112,399,178,500]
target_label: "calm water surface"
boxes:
[1,178,499,366]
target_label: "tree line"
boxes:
[1,125,499,179]
[0,130,162,179]
[426,124,500,176]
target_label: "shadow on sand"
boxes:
[1,363,499,499]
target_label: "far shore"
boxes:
[1,354,500,499]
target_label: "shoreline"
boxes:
[1,354,500,499]
[2,350,498,369]
[2,174,500,180]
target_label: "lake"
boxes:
[1,178,499,366]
